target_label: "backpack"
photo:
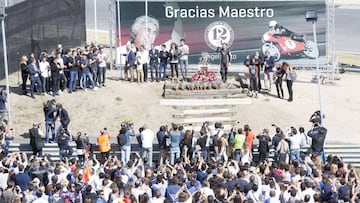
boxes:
[250,65,257,78]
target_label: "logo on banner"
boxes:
[204,21,234,50]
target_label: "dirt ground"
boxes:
[1,69,359,144]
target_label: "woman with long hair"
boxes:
[19,55,29,95]
[283,62,294,102]
[169,42,179,82]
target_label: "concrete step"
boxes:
[160,98,252,106]
[183,116,232,124]
[173,108,232,118]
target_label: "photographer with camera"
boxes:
[307,110,327,163]
[118,122,135,165]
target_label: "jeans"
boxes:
[170,63,179,78]
[290,149,300,161]
[264,71,273,90]
[170,146,180,165]
[275,78,284,98]
[69,71,78,92]
[159,62,167,80]
[97,66,106,86]
[59,73,68,91]
[142,147,153,167]
[179,59,188,80]
[82,71,96,90]
[286,79,293,99]
[234,149,241,162]
[250,77,258,92]
[121,145,131,164]
[21,73,29,93]
[30,76,43,96]
[149,63,159,81]
[45,121,55,143]
[220,67,228,83]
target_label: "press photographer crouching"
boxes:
[307,110,327,163]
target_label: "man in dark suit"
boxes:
[55,103,70,143]
[125,46,136,82]
[149,44,159,82]
[29,123,44,157]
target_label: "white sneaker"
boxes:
[84,89,88,92]
[93,87,98,91]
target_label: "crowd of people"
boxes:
[0,108,358,203]
[19,43,108,99]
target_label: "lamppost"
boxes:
[0,6,12,126]
[306,10,323,126]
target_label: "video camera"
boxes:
[309,110,325,125]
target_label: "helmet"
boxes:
[269,20,277,28]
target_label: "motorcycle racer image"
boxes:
[262,20,319,61]
[268,20,305,42]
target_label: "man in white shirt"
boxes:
[286,127,302,162]
[136,45,149,83]
[141,124,154,167]
[179,38,189,81]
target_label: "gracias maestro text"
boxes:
[165,5,274,18]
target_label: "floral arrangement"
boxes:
[192,52,216,82]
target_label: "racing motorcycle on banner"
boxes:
[261,31,319,61]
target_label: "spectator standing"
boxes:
[141,124,154,167]
[51,53,61,96]
[156,125,168,166]
[244,124,255,151]
[97,45,108,87]
[0,180,16,202]
[275,63,285,99]
[67,49,78,93]
[80,52,97,91]
[217,42,231,83]
[252,51,263,91]
[169,124,181,165]
[58,128,71,159]
[97,128,111,163]
[75,132,89,165]
[56,51,67,93]
[0,90,7,121]
[286,127,301,162]
[29,123,44,157]
[28,58,43,99]
[179,38,190,81]
[276,134,289,163]
[39,55,51,94]
[149,44,159,82]
[137,45,149,83]
[121,123,135,165]
[257,129,272,163]
[233,128,245,162]
[19,55,29,95]
[11,164,30,192]
[263,50,275,91]
[248,56,259,98]
[43,99,56,143]
[55,103,70,142]
[158,44,169,81]
[169,42,179,82]
[283,62,294,102]
[124,45,136,82]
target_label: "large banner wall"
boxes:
[116,0,326,66]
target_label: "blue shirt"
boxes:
[124,129,135,146]
[169,130,181,148]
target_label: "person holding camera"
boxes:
[286,127,301,162]
[120,123,135,165]
[97,128,111,163]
